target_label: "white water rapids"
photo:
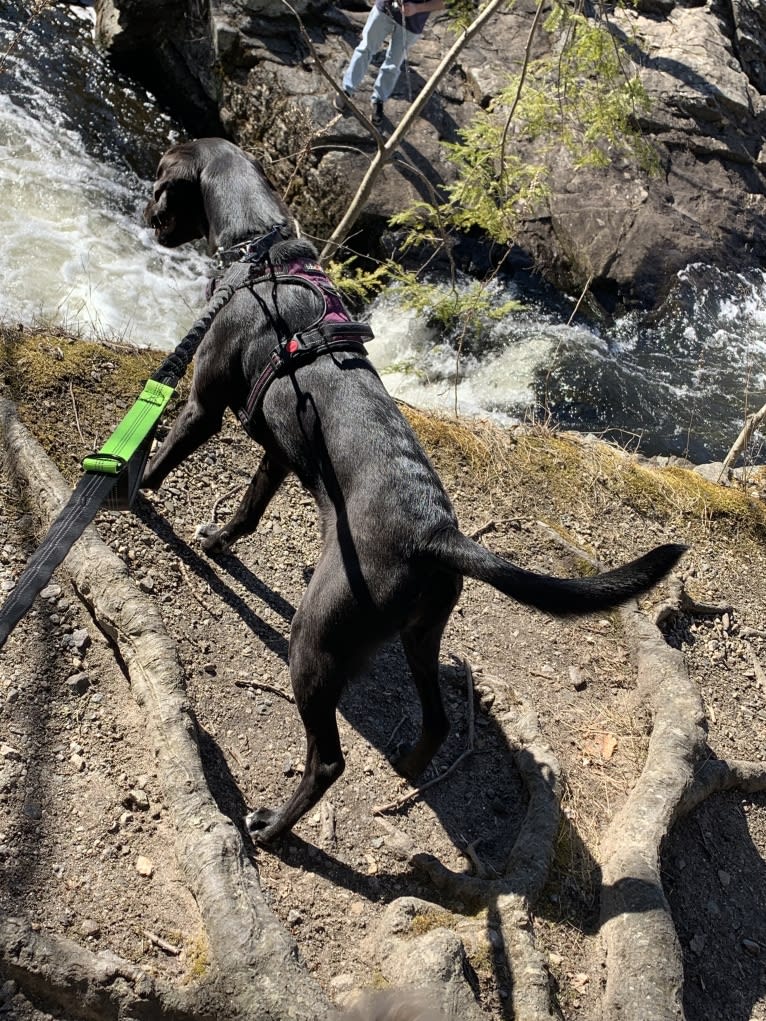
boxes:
[2,3,765,461]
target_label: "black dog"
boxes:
[143,138,684,845]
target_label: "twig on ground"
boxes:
[384,714,408,753]
[210,483,245,523]
[178,560,223,620]
[234,678,295,702]
[68,382,84,444]
[143,930,182,956]
[372,749,473,815]
[744,643,766,694]
[320,801,336,849]
[373,659,477,814]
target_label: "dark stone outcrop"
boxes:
[94,0,766,315]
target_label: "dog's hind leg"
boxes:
[391,571,462,782]
[197,451,289,556]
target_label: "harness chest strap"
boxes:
[237,260,375,432]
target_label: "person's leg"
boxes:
[342,6,395,96]
[371,22,419,103]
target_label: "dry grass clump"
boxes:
[4,329,763,544]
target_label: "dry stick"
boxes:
[234,678,295,703]
[746,643,766,694]
[719,401,766,477]
[210,483,245,523]
[0,400,330,1021]
[566,272,595,327]
[144,931,183,956]
[498,0,548,178]
[320,0,510,263]
[68,382,85,444]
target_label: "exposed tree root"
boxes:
[600,589,766,1021]
[377,705,561,1021]
[0,400,329,1020]
[4,399,765,1021]
[0,916,203,1021]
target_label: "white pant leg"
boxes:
[342,6,395,95]
[372,21,419,102]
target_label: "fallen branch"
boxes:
[720,401,766,475]
[234,678,295,702]
[144,931,183,957]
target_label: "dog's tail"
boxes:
[427,528,686,615]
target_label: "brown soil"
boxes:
[1,327,765,1020]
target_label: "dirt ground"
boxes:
[1,329,765,1020]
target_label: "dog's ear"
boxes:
[197,143,295,249]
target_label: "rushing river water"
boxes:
[2,2,765,462]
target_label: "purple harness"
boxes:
[234,257,375,436]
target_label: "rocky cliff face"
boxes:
[94,0,766,315]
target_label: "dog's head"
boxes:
[144,137,294,253]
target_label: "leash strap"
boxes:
[0,261,250,651]
[82,379,175,511]
[0,471,119,649]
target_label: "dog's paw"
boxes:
[244,807,283,845]
[195,522,230,557]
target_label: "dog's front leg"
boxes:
[197,451,289,556]
[142,390,223,491]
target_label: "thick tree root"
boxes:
[4,400,765,1021]
[0,917,204,1021]
[377,706,561,1021]
[0,400,330,1020]
[600,593,766,1021]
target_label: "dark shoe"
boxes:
[371,99,384,126]
[333,89,351,113]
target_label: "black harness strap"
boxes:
[237,258,374,434]
[0,233,275,652]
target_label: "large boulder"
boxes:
[94,0,766,314]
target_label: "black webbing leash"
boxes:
[0,264,247,651]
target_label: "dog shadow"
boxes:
[134,496,724,1018]
[135,496,534,877]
